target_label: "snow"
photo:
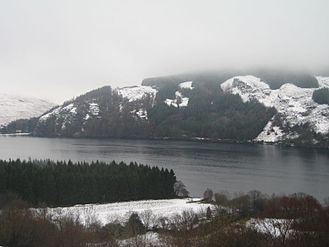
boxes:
[180,97,189,107]
[39,103,78,130]
[133,109,148,120]
[118,232,161,247]
[89,103,100,116]
[221,75,273,107]
[246,218,294,238]
[316,76,329,88]
[39,106,61,122]
[40,104,77,123]
[116,86,157,103]
[255,120,284,143]
[164,91,189,108]
[41,198,212,226]
[37,86,158,128]
[0,93,55,127]
[0,132,31,136]
[84,114,91,120]
[179,81,194,90]
[221,75,329,143]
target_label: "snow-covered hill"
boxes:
[8,73,329,147]
[38,85,157,126]
[0,93,55,127]
[221,75,329,143]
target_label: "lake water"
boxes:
[0,136,329,200]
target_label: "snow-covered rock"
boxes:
[221,75,329,143]
[0,93,55,127]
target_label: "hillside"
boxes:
[3,71,329,147]
[0,93,55,128]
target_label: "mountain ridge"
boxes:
[2,71,329,148]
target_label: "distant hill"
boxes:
[142,69,319,89]
[0,93,55,128]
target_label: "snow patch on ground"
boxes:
[179,81,194,90]
[0,93,55,127]
[221,75,329,142]
[0,132,31,136]
[316,76,329,88]
[118,232,161,247]
[221,75,274,107]
[255,120,284,143]
[42,198,212,226]
[89,103,100,116]
[117,86,157,103]
[132,109,148,120]
[165,91,189,108]
[246,218,294,238]
[39,106,61,122]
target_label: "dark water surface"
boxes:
[0,136,329,200]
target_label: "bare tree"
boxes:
[174,181,189,198]
[140,210,154,231]
[203,188,213,202]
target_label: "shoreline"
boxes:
[1,133,328,150]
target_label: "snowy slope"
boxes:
[0,93,55,127]
[40,198,212,226]
[179,81,194,90]
[37,85,158,131]
[116,85,157,103]
[221,75,329,143]
[38,103,78,131]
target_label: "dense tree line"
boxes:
[0,159,177,207]
[0,117,38,134]
[148,86,276,140]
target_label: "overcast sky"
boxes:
[1,0,329,103]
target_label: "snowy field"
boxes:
[41,198,212,226]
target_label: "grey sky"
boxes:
[1,0,329,103]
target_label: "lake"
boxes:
[0,136,329,200]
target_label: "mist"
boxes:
[1,0,329,103]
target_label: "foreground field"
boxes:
[42,198,212,226]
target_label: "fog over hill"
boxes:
[1,0,329,102]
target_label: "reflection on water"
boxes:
[0,136,329,200]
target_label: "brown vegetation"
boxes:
[0,191,328,247]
